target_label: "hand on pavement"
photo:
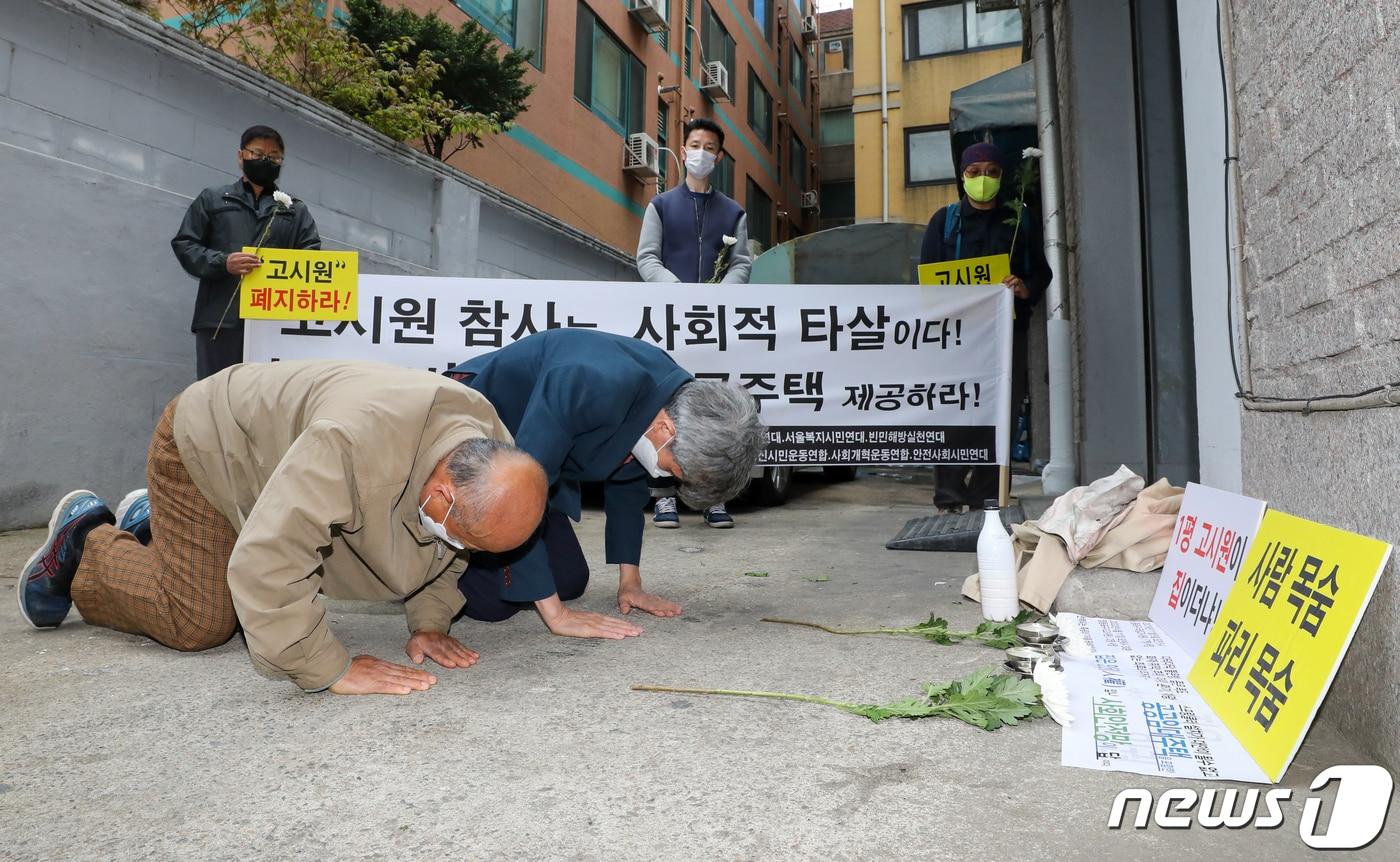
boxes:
[406,630,480,669]
[329,654,437,696]
[225,252,261,275]
[540,603,644,640]
[618,586,682,618]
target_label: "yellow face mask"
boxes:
[963,174,1001,202]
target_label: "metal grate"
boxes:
[886,505,1025,552]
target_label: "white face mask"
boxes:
[685,148,717,180]
[418,492,464,550]
[632,432,675,479]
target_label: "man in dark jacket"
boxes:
[635,117,753,529]
[171,125,320,379]
[919,141,1052,511]
[445,329,766,639]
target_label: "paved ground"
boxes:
[0,470,1391,861]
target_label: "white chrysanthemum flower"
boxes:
[1022,147,1043,159]
[722,235,737,246]
[273,190,293,208]
[1033,661,1073,726]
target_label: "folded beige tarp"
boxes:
[963,466,1183,613]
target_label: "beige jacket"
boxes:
[173,360,514,691]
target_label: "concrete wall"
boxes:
[0,0,637,530]
[1225,0,1400,769]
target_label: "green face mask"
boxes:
[963,175,1001,202]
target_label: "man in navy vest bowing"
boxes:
[445,329,765,637]
[636,117,753,530]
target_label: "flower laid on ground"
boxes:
[761,609,1038,650]
[1033,660,1073,726]
[707,235,739,283]
[633,667,1049,730]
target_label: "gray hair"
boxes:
[444,437,534,530]
[669,381,767,508]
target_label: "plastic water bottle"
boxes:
[976,499,1020,621]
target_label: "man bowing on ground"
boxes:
[446,329,766,636]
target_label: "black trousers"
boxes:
[935,326,1030,508]
[456,508,590,622]
[195,329,243,380]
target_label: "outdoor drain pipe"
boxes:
[879,0,890,223]
[1030,0,1078,495]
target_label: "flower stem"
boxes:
[631,684,851,710]
[760,617,914,637]
[212,207,281,341]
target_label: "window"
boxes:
[714,155,734,197]
[749,0,771,42]
[905,125,957,186]
[454,0,546,69]
[747,178,773,249]
[821,37,851,72]
[748,67,772,148]
[574,4,646,136]
[821,109,854,146]
[903,0,1020,60]
[658,101,670,189]
[789,41,806,103]
[820,181,855,220]
[702,3,736,89]
[790,132,806,190]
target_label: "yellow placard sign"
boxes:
[917,253,1010,287]
[1188,510,1393,781]
[239,248,358,321]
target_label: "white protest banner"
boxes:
[1149,484,1268,657]
[1056,613,1269,784]
[245,276,1012,467]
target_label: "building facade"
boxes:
[816,6,852,230]
[850,0,1022,225]
[157,0,822,256]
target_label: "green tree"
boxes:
[167,1,501,156]
[344,0,535,159]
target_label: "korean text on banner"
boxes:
[1188,511,1393,782]
[917,254,1011,287]
[1149,484,1268,657]
[242,276,1012,468]
[239,248,359,321]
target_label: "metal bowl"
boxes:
[1016,620,1060,644]
[1005,645,1057,673]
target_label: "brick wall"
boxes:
[1228,0,1400,769]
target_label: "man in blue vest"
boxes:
[636,117,753,529]
[445,329,766,637]
[919,141,1052,512]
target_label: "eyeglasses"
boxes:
[241,148,285,165]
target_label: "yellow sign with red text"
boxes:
[1188,510,1392,782]
[238,247,358,321]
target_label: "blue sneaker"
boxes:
[652,496,680,529]
[704,504,734,529]
[115,488,151,545]
[19,490,113,629]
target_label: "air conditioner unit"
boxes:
[701,61,731,101]
[801,190,819,210]
[801,14,817,43]
[627,0,669,34]
[624,133,660,178]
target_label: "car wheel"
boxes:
[750,466,793,507]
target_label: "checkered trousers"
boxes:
[70,398,240,651]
